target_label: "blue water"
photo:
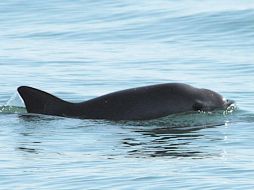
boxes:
[1,0,254,189]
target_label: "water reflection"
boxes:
[15,111,239,159]
[15,114,63,157]
[18,113,62,122]
[119,113,229,158]
[16,146,40,154]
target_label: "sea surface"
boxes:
[1,0,254,189]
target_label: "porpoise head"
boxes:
[193,88,235,111]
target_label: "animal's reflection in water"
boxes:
[119,113,229,158]
[17,112,234,159]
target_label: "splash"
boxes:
[223,103,237,115]
[0,92,27,114]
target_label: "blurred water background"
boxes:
[0,0,254,189]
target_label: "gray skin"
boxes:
[17,83,234,121]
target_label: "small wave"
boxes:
[0,105,27,114]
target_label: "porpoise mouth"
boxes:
[224,99,235,108]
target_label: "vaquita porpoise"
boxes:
[18,83,234,120]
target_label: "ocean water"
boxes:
[1,0,254,189]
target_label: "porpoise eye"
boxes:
[192,100,204,111]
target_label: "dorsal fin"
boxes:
[17,86,71,116]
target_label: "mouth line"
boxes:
[225,99,235,107]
